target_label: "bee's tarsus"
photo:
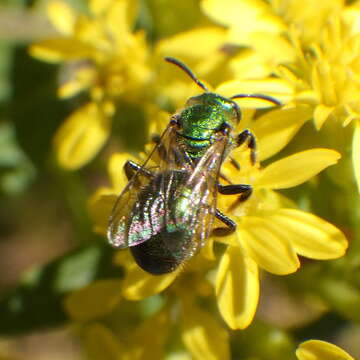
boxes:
[213,210,236,236]
[236,129,257,165]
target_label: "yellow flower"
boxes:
[153,25,294,109]
[201,0,360,192]
[30,0,150,169]
[277,13,360,192]
[272,0,344,45]
[296,340,355,360]
[215,144,347,329]
[88,102,347,332]
[201,0,286,47]
[201,0,296,70]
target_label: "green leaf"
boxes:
[0,41,12,103]
[0,244,122,335]
[0,122,35,195]
[11,47,69,167]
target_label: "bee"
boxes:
[108,57,280,275]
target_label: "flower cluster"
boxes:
[30,0,360,359]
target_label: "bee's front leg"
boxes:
[151,134,167,161]
[124,160,153,180]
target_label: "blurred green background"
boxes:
[0,1,100,357]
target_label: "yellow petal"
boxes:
[166,352,191,360]
[229,50,272,80]
[239,217,300,275]
[216,246,259,329]
[129,309,170,360]
[250,32,296,64]
[105,0,139,44]
[58,79,89,99]
[253,106,312,161]
[342,114,357,128]
[352,120,360,192]
[314,104,334,130]
[64,279,122,321]
[202,0,262,26]
[54,103,111,169]
[344,7,360,34]
[269,209,348,259]
[72,16,109,51]
[200,238,215,261]
[108,153,135,192]
[296,340,354,360]
[312,62,337,105]
[156,27,227,61]
[88,189,117,235]
[47,1,75,35]
[216,78,293,107]
[227,19,285,47]
[29,38,96,63]
[295,90,318,104]
[83,323,123,360]
[89,0,113,15]
[181,300,230,360]
[202,0,285,46]
[58,67,96,99]
[256,149,341,189]
[122,262,178,300]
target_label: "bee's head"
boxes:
[186,93,241,127]
[165,57,280,133]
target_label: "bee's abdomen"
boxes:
[128,171,194,275]
[130,229,186,274]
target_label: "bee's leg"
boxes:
[152,133,193,168]
[213,184,253,236]
[124,160,153,180]
[151,134,161,144]
[236,129,256,165]
[230,157,240,170]
[218,184,253,202]
[151,134,169,162]
[213,210,236,236]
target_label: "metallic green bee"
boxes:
[108,57,280,275]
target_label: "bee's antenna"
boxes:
[165,57,209,92]
[231,93,281,106]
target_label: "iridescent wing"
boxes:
[175,133,229,258]
[107,122,193,248]
[108,121,229,258]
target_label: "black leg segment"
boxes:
[236,129,257,165]
[124,160,153,181]
[212,209,237,236]
[229,157,241,170]
[151,133,169,162]
[218,183,253,202]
